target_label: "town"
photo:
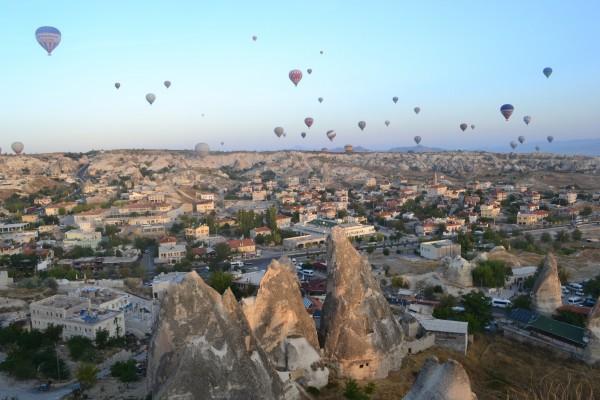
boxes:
[1,150,600,399]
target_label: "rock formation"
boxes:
[584,297,600,365]
[147,271,294,400]
[320,227,404,380]
[242,258,328,388]
[403,357,477,400]
[444,256,474,287]
[531,253,562,315]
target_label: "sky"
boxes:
[1,1,600,153]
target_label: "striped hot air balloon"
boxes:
[289,69,303,86]
[35,26,61,55]
[304,117,314,128]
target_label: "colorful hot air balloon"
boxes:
[392,97,398,104]
[510,141,518,150]
[146,93,156,105]
[518,136,526,144]
[358,121,366,131]
[414,136,422,145]
[318,97,323,103]
[470,124,475,130]
[289,69,303,86]
[252,35,257,41]
[344,145,353,154]
[414,107,421,114]
[523,115,532,125]
[535,145,540,152]
[385,120,390,127]
[543,67,553,78]
[460,123,468,132]
[304,117,314,128]
[301,132,307,138]
[164,81,171,89]
[35,26,61,55]
[194,143,210,156]
[274,127,284,138]
[11,142,24,155]
[114,82,121,89]
[326,130,336,141]
[500,104,514,121]
[547,135,554,143]
[307,68,312,74]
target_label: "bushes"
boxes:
[472,260,512,288]
[391,276,409,289]
[343,379,375,400]
[67,336,97,362]
[433,292,492,333]
[110,359,138,383]
[76,363,99,390]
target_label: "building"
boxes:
[63,229,102,249]
[559,191,578,205]
[45,202,77,216]
[0,223,29,234]
[420,240,461,260]
[418,317,469,355]
[252,191,267,201]
[158,243,187,264]
[283,234,326,250]
[21,214,39,224]
[480,204,500,219]
[30,295,125,340]
[516,210,548,225]
[196,200,215,213]
[275,215,292,229]
[185,225,210,241]
[250,226,271,238]
[227,239,256,255]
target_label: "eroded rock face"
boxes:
[403,357,477,400]
[147,272,290,400]
[584,297,600,365]
[320,227,404,379]
[444,256,474,287]
[531,254,562,315]
[242,258,328,388]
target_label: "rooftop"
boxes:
[33,294,88,310]
[419,317,469,335]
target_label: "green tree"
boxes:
[67,336,97,362]
[214,242,231,263]
[76,363,99,390]
[366,245,375,254]
[265,206,278,231]
[471,260,512,288]
[110,359,138,383]
[344,378,370,400]
[540,232,552,243]
[95,329,109,350]
[462,291,492,333]
[382,248,390,256]
[209,271,233,294]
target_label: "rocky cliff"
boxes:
[584,297,600,365]
[147,272,293,400]
[320,227,404,379]
[531,253,562,315]
[242,258,328,388]
[403,357,477,400]
[444,256,474,287]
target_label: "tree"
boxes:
[540,232,552,243]
[265,206,278,231]
[510,295,531,310]
[382,248,390,256]
[462,291,492,333]
[366,245,375,254]
[471,260,512,288]
[67,336,97,362]
[110,359,138,383]
[209,271,233,294]
[571,229,582,241]
[95,329,109,350]
[76,363,99,390]
[343,378,370,400]
[214,242,231,263]
[555,230,569,243]
[580,206,593,217]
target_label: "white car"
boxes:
[567,296,583,305]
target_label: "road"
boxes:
[519,222,600,238]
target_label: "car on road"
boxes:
[567,296,584,305]
[491,298,512,308]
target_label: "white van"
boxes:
[567,296,583,305]
[230,261,244,268]
[492,298,512,308]
[568,283,583,291]
[301,269,315,277]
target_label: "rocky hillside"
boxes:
[531,253,562,316]
[403,357,477,400]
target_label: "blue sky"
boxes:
[1,1,599,153]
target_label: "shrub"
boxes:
[382,248,390,256]
[472,260,512,288]
[67,336,97,362]
[110,359,138,383]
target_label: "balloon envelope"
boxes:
[510,141,518,149]
[523,115,532,125]
[307,68,312,74]
[164,81,171,89]
[304,117,314,128]
[289,69,303,86]
[35,26,61,55]
[547,135,554,143]
[500,104,514,121]
[274,127,284,137]
[194,143,210,156]
[385,120,390,127]
[392,96,398,104]
[518,136,526,144]
[535,146,540,151]
[146,93,156,105]
[470,124,475,130]
[252,35,257,41]
[318,97,323,103]
[114,82,121,89]
[301,132,306,138]
[414,107,421,114]
[414,136,422,145]
[11,142,24,155]
[326,130,336,141]
[460,123,468,132]
[543,67,553,78]
[358,121,366,131]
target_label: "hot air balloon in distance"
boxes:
[114,82,121,90]
[358,121,366,131]
[194,143,210,157]
[518,136,526,144]
[11,142,24,155]
[385,120,390,127]
[326,130,336,141]
[220,141,224,146]
[146,93,156,105]
[318,97,323,103]
[320,50,324,55]
[523,115,532,125]
[500,104,514,121]
[510,141,518,150]
[307,68,312,74]
[274,127,284,138]
[547,135,554,143]
[460,123,468,132]
[201,113,205,117]
[164,81,171,89]
[535,145,540,152]
[543,67,553,78]
[344,145,353,154]
[252,35,257,41]
[414,136,422,145]
[35,26,61,55]
[283,133,287,137]
[414,107,421,114]
[392,96,398,104]
[471,124,476,130]
[289,69,302,86]
[301,132,307,139]
[304,117,314,128]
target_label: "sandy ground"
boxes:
[83,377,148,400]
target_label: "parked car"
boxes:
[492,298,512,308]
[567,296,584,305]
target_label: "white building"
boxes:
[420,240,461,260]
[63,229,102,249]
[152,272,187,301]
[157,243,187,264]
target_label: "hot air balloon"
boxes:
[547,135,554,143]
[518,136,526,144]
[535,146,540,152]
[460,123,468,132]
[523,115,532,125]
[358,121,366,131]
[164,81,171,89]
[326,130,336,141]
[543,67,553,78]
[471,124,476,130]
[385,120,390,127]
[221,141,224,146]
[414,136,422,145]
[318,97,323,103]
[274,127,284,138]
[344,145,353,154]
[320,50,324,55]
[35,26,61,55]
[11,142,24,155]
[289,69,303,86]
[252,35,257,41]
[414,107,421,114]
[500,104,514,121]
[146,93,156,105]
[392,97,398,104]
[194,143,210,156]
[510,141,518,150]
[304,117,314,128]
[114,82,121,89]
[301,132,307,138]
[307,68,312,74]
